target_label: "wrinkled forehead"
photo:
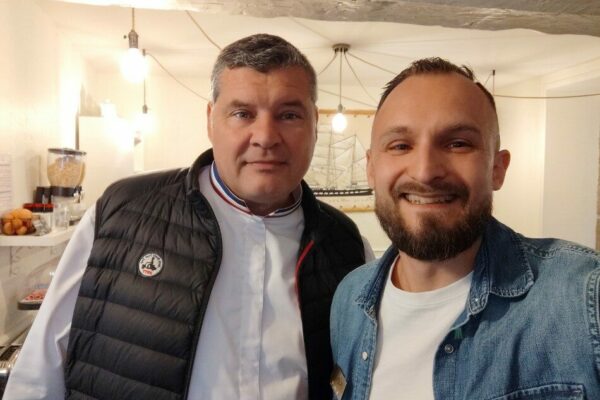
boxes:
[214,66,316,104]
[216,67,315,106]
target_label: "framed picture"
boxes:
[306,109,375,212]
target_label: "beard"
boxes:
[375,181,492,261]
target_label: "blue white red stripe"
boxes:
[210,162,302,217]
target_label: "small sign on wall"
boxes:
[0,154,12,214]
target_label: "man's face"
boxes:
[207,66,317,215]
[368,73,510,261]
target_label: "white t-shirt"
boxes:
[369,262,472,400]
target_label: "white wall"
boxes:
[0,0,88,343]
[543,77,600,248]
[495,60,600,247]
[494,79,547,237]
[78,116,135,205]
[88,73,211,171]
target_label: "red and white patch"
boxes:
[138,253,164,277]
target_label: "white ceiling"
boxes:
[36,0,600,108]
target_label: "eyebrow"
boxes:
[224,99,308,111]
[226,100,251,109]
[279,100,307,108]
[381,123,482,138]
[440,123,482,137]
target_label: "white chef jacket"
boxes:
[4,164,373,400]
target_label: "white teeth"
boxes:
[404,194,454,204]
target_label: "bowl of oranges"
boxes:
[1,208,37,235]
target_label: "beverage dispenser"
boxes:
[46,148,87,224]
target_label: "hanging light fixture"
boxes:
[121,8,148,84]
[331,43,349,133]
[134,75,156,143]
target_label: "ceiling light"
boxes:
[120,8,148,84]
[332,43,349,133]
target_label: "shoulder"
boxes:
[333,259,381,306]
[519,235,599,273]
[316,199,360,232]
[300,185,363,251]
[96,168,189,217]
[102,168,188,202]
[490,219,598,276]
[520,235,598,260]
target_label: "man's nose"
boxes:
[251,115,281,148]
[408,146,446,184]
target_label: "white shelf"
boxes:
[0,226,76,247]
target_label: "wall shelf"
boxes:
[0,226,75,247]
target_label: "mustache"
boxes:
[391,181,469,199]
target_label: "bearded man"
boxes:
[329,57,600,400]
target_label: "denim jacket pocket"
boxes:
[487,383,585,400]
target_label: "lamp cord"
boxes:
[145,52,209,101]
[317,52,337,76]
[347,52,396,75]
[344,52,378,105]
[338,48,343,107]
[185,11,222,50]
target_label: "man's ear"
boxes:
[207,102,214,144]
[492,149,511,191]
[314,106,319,138]
[366,149,374,189]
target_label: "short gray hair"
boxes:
[210,34,317,103]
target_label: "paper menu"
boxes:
[0,154,12,215]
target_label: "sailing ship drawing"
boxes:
[305,124,373,197]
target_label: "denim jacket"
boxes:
[331,218,600,400]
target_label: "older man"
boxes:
[5,34,371,400]
[330,58,600,400]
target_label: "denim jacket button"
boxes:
[444,344,454,354]
[361,351,368,360]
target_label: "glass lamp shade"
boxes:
[134,110,156,134]
[332,111,348,133]
[121,48,148,84]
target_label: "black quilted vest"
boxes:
[64,150,365,400]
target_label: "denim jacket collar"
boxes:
[355,218,535,322]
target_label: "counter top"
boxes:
[0,226,75,247]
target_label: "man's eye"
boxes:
[232,110,251,119]
[448,141,471,149]
[389,143,410,151]
[280,112,301,120]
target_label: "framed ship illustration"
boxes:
[306,110,376,212]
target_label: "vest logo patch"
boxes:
[138,253,164,277]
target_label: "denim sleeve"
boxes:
[586,262,600,382]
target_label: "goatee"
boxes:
[375,181,491,261]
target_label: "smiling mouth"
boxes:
[403,193,457,205]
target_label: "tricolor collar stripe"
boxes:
[209,162,302,217]
[211,163,247,209]
[209,175,251,214]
